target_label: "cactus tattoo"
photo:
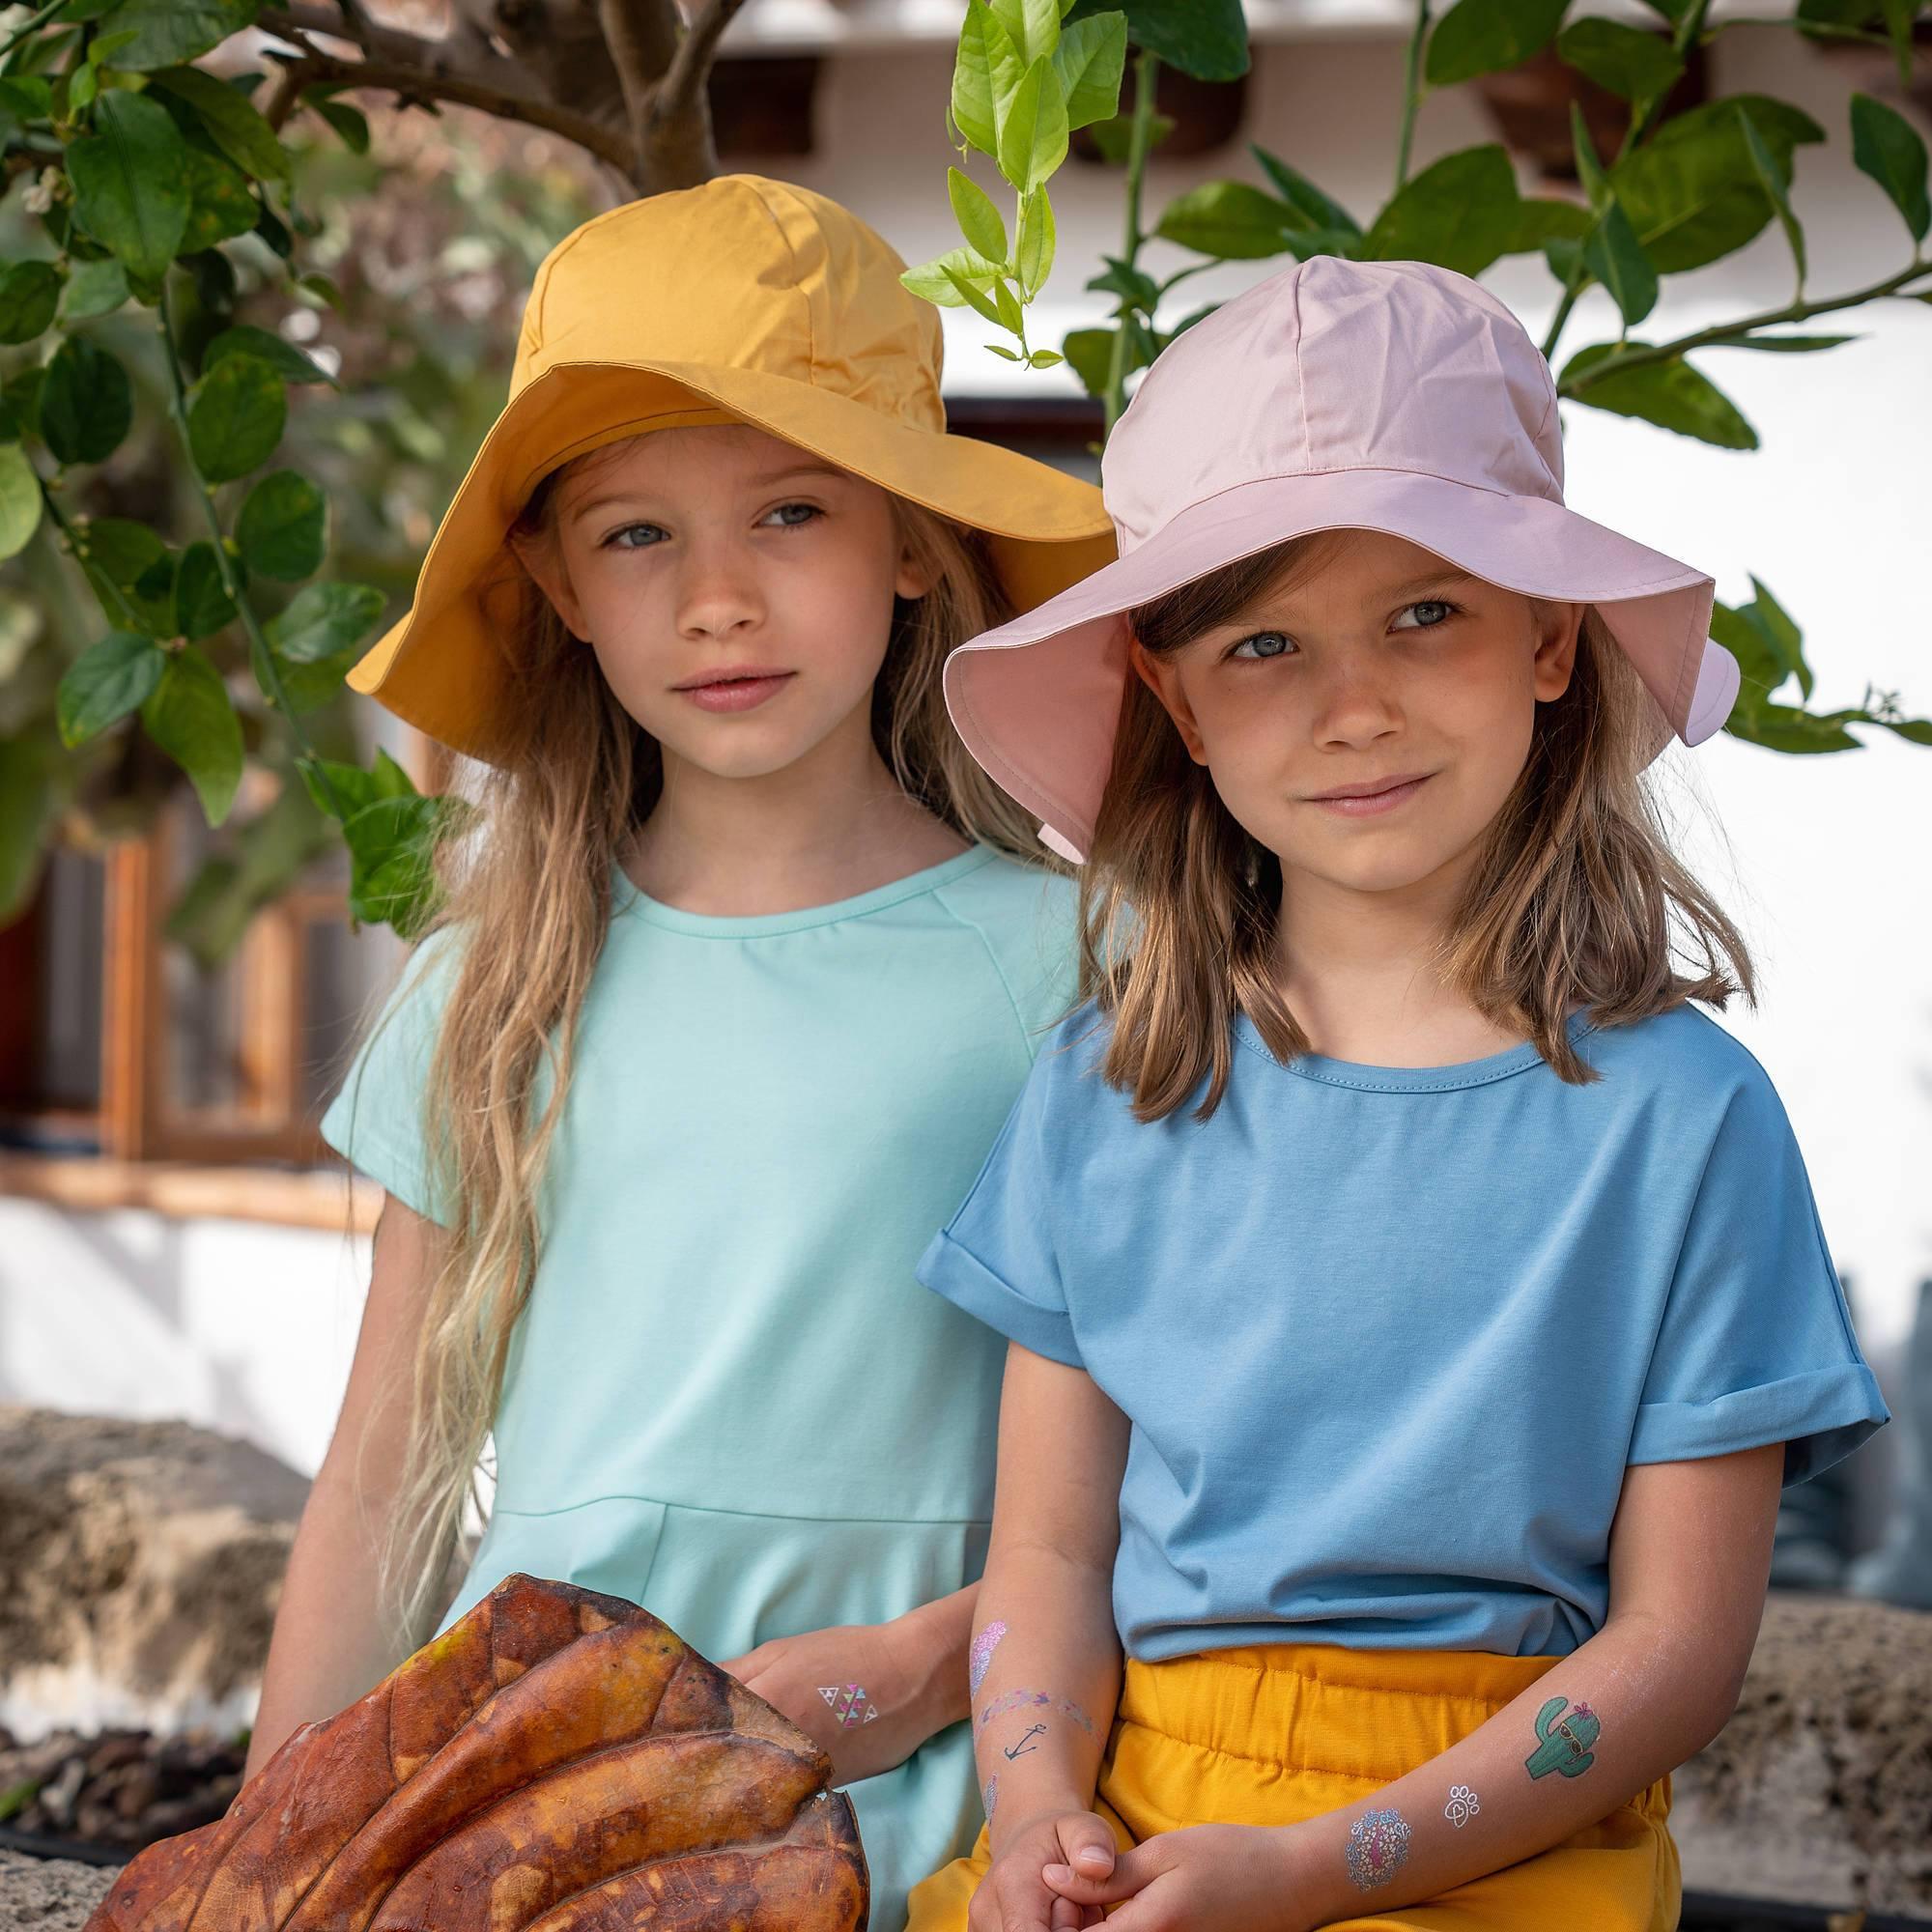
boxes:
[969,1620,1008,1695]
[1524,1696,1600,1779]
[1344,1807,1412,1889]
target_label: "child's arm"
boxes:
[965,1340,1132,1931]
[1043,1441,1783,1931]
[242,1194,445,1783]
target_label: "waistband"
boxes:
[1121,1643,1613,1791]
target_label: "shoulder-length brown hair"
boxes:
[1079,532,1754,1122]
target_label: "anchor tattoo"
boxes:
[1004,1723,1047,1760]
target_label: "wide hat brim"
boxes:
[943,467,1741,864]
[347,358,1117,761]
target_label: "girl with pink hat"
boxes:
[904,257,1889,1930]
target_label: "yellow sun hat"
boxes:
[345,173,1119,761]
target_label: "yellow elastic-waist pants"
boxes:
[906,1643,1679,1930]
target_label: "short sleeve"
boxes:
[1629,1067,1889,1486]
[916,1034,1083,1368]
[318,926,464,1227]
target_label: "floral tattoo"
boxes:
[1345,1807,1412,1890]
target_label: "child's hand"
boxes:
[974,1809,1120,1931]
[717,1622,924,1785]
[1041,1821,1309,1931]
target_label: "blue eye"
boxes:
[603,523,666,551]
[1393,599,1456,629]
[766,501,822,527]
[1230,631,1293,660]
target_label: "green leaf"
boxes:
[202,323,336,387]
[1052,13,1126,129]
[0,370,45,445]
[60,256,128,322]
[1086,106,1174,162]
[952,0,1026,156]
[298,749,416,824]
[77,517,174,635]
[1554,17,1683,104]
[174,541,239,639]
[998,57,1069,193]
[1729,700,1861,753]
[1560,342,1758,448]
[1249,145,1362,237]
[1570,99,1611,212]
[1744,575,1812,698]
[40,336,133,466]
[314,97,370,155]
[1583,201,1659,326]
[141,643,242,823]
[945,262,1009,328]
[1739,104,1805,286]
[1610,95,1825,273]
[900,245,1004,307]
[1156,180,1297,258]
[148,63,289,182]
[1710,598,1790,702]
[0,443,40,560]
[338,792,462,938]
[1087,255,1161,309]
[1874,715,1932,747]
[1362,144,1524,277]
[1849,93,1930,242]
[1715,331,1858,353]
[1061,325,1116,397]
[1425,0,1570,87]
[180,146,259,253]
[1016,189,1057,293]
[1064,0,1248,81]
[185,350,285,484]
[57,630,165,746]
[1028,348,1065,367]
[236,469,326,582]
[266,580,385,664]
[992,276,1025,332]
[1510,198,1591,252]
[986,0,1060,63]
[949,165,1010,265]
[65,89,191,282]
[90,0,258,69]
[0,736,53,924]
[0,261,61,346]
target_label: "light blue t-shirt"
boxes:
[919,1000,1889,1662]
[320,842,1076,1932]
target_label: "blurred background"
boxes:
[0,0,1927,1923]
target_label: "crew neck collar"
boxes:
[611,841,998,938]
[1235,1007,1599,1093]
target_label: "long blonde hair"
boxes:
[365,443,1051,1644]
[1082,531,1755,1122]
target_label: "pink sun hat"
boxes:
[942,255,1741,864]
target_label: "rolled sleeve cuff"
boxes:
[917,1229,1083,1368]
[1629,1360,1890,1486]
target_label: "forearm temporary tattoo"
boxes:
[1003,1722,1047,1760]
[817,1682,881,1728]
[975,1688,1099,1739]
[1523,1696,1599,1779]
[1444,1783,1480,1828]
[968,1620,1008,1695]
[982,1775,999,1821]
[1344,1807,1412,1890]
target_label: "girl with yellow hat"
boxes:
[242,174,1115,1932]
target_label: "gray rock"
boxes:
[1673,1591,1932,1917]
[0,1408,307,1745]
[0,1848,117,1929]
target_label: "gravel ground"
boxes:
[0,1846,116,1928]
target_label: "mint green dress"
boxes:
[319,843,1075,1932]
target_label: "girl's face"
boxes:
[1133,530,1582,903]
[516,423,929,781]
